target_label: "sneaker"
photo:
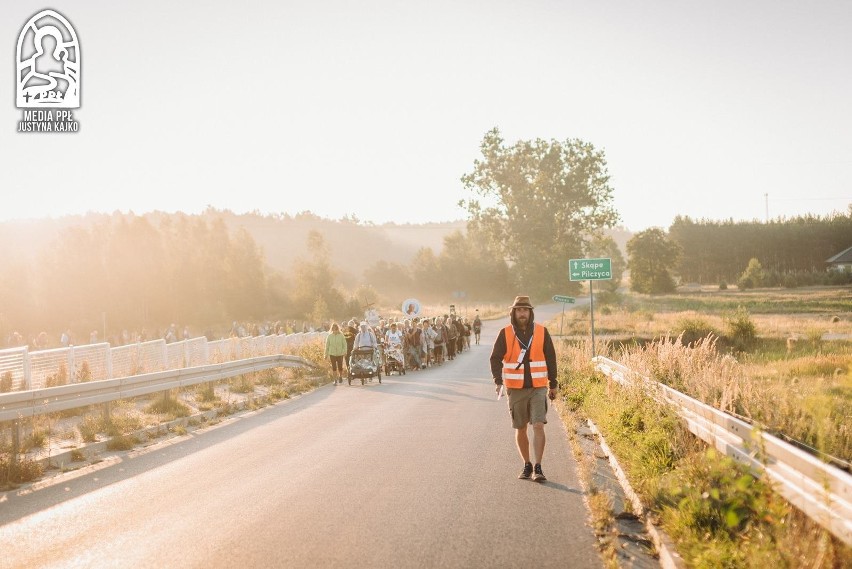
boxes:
[532,464,547,482]
[518,462,533,480]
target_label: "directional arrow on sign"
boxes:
[568,258,612,282]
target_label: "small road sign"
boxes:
[552,295,576,304]
[569,258,612,281]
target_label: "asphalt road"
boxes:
[0,306,602,568]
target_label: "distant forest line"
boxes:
[670,213,852,284]
[0,208,848,346]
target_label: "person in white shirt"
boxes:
[384,322,404,348]
[354,322,377,348]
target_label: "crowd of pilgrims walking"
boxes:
[324,313,483,381]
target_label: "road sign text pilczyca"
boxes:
[569,258,612,281]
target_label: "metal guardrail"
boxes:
[0,354,317,423]
[593,356,852,547]
[0,332,327,392]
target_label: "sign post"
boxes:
[552,295,576,335]
[568,258,612,356]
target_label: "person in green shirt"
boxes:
[325,322,348,384]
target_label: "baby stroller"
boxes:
[384,343,406,376]
[348,345,382,385]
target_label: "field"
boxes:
[549,285,852,567]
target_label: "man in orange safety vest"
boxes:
[490,295,558,482]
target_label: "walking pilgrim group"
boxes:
[326,296,558,483]
[325,312,481,381]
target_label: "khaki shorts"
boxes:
[506,387,548,429]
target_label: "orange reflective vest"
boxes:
[502,323,548,389]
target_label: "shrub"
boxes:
[257,368,282,386]
[78,415,103,442]
[827,269,852,286]
[718,280,727,291]
[0,371,12,393]
[596,289,623,306]
[76,361,93,382]
[724,307,757,351]
[45,363,68,387]
[296,339,325,367]
[656,448,791,565]
[736,276,754,290]
[108,408,144,436]
[21,429,49,453]
[196,382,217,402]
[739,258,764,288]
[0,453,44,486]
[106,434,138,451]
[146,393,191,418]
[763,269,781,288]
[676,317,716,347]
[229,375,255,394]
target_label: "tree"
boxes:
[437,229,513,300]
[627,229,681,294]
[410,247,442,296]
[588,236,625,293]
[291,230,348,320]
[737,258,764,290]
[460,127,619,299]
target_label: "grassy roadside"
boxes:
[550,287,852,567]
[1,340,329,490]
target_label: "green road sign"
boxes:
[552,295,576,304]
[569,258,612,281]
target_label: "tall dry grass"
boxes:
[557,338,852,567]
[616,335,851,461]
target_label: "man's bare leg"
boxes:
[515,426,531,463]
[532,422,545,464]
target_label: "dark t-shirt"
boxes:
[343,326,357,348]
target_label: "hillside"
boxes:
[0,210,629,286]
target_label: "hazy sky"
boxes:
[3,1,851,231]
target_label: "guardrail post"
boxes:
[23,348,32,391]
[69,346,77,385]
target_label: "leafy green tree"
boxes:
[627,229,681,294]
[437,229,513,300]
[310,297,330,326]
[737,258,764,290]
[291,230,348,320]
[363,260,413,302]
[460,127,620,299]
[225,228,268,320]
[410,247,442,296]
[36,224,110,334]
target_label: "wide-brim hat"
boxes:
[509,295,534,309]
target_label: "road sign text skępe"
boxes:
[569,258,612,281]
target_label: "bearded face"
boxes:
[514,307,531,328]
